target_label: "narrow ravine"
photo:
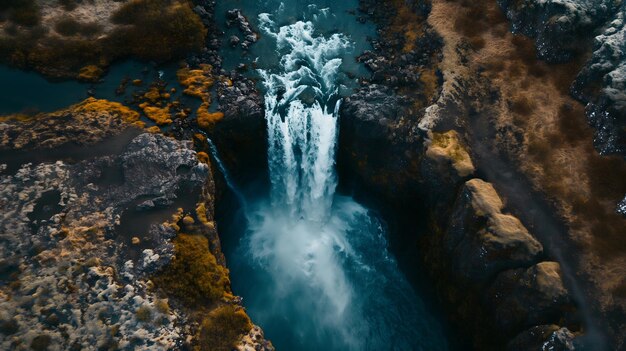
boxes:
[215,2,451,350]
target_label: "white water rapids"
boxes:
[223,10,449,351]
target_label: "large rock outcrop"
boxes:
[443,179,544,285]
[0,103,273,351]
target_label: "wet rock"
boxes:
[488,262,573,334]
[208,73,267,184]
[230,35,241,47]
[226,9,258,50]
[618,195,626,217]
[507,325,576,351]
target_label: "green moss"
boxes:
[196,305,252,351]
[153,233,230,306]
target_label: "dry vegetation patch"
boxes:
[430,0,626,330]
[0,0,206,80]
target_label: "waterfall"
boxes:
[199,131,248,210]
[258,15,350,221]
[225,8,448,351]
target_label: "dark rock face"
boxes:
[488,262,573,334]
[573,5,626,155]
[508,325,575,351]
[444,179,543,285]
[498,0,626,156]
[339,84,423,202]
[497,0,617,63]
[424,176,578,349]
[210,71,267,185]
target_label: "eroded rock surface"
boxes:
[0,105,272,350]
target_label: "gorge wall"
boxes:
[1,0,625,350]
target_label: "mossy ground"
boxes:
[153,233,230,306]
[151,201,253,350]
[0,0,206,80]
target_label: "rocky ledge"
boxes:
[0,103,272,350]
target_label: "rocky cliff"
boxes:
[340,0,626,349]
[0,101,272,351]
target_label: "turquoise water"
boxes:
[215,1,452,350]
[0,61,184,115]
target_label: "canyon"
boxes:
[0,0,625,350]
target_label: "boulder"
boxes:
[487,262,572,334]
[445,179,543,284]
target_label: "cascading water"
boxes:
[220,7,451,350]
[260,15,347,222]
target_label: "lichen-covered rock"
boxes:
[444,179,543,284]
[0,98,142,151]
[488,262,572,334]
[507,325,576,351]
[573,4,626,155]
[0,131,209,350]
[0,121,271,350]
[425,130,475,178]
[497,0,619,63]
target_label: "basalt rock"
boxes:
[497,0,626,157]
[209,72,267,185]
[0,133,208,350]
[444,179,543,285]
[497,0,618,63]
[507,325,576,351]
[338,84,423,202]
[572,4,626,156]
[0,106,272,350]
[488,262,574,335]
